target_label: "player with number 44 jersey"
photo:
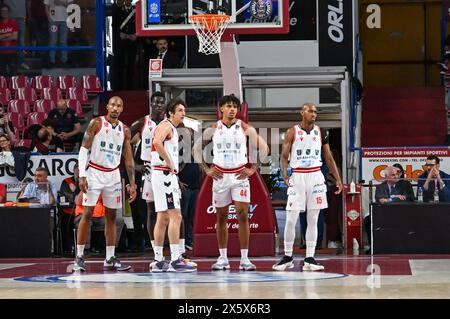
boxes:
[194,94,268,272]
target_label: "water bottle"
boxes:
[353,238,359,255]
[434,186,440,203]
[417,186,423,203]
[350,180,356,193]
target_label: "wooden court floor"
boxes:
[1,254,450,299]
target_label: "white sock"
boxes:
[179,239,186,254]
[151,240,155,249]
[219,248,227,260]
[284,210,300,257]
[76,245,85,257]
[241,249,248,260]
[305,209,320,258]
[106,246,115,260]
[170,244,180,261]
[154,246,163,261]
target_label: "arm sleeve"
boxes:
[78,146,89,178]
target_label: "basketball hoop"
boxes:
[189,14,230,55]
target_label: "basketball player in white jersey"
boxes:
[273,103,342,271]
[130,92,165,250]
[150,98,196,272]
[73,96,137,272]
[194,94,269,271]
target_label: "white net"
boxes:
[189,14,230,55]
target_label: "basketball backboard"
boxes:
[136,0,289,36]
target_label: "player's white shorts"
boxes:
[83,167,122,209]
[212,171,250,208]
[285,169,328,212]
[141,172,154,202]
[151,169,181,212]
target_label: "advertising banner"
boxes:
[0,153,78,193]
[361,147,450,183]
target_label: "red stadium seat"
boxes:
[9,76,30,90]
[6,113,25,132]
[7,100,31,115]
[67,87,89,105]
[57,75,77,90]
[33,99,55,114]
[16,87,38,105]
[26,112,47,126]
[42,87,63,103]
[66,99,84,119]
[0,76,7,89]
[13,129,20,143]
[0,88,11,105]
[80,75,103,93]
[31,75,55,90]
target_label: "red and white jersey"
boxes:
[212,120,247,169]
[289,124,323,170]
[89,116,125,169]
[140,115,157,162]
[150,119,179,172]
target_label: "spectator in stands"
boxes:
[47,99,82,147]
[74,193,126,254]
[19,166,57,205]
[59,163,79,254]
[392,163,414,194]
[0,133,14,169]
[375,166,415,203]
[112,0,137,90]
[152,37,181,69]
[33,119,64,154]
[0,4,18,76]
[3,0,28,70]
[0,103,15,143]
[417,155,450,202]
[26,0,49,61]
[364,166,415,248]
[44,0,73,67]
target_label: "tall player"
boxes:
[194,94,269,271]
[150,98,196,272]
[130,92,166,251]
[73,96,137,272]
[272,103,342,271]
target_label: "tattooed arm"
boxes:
[78,118,101,194]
